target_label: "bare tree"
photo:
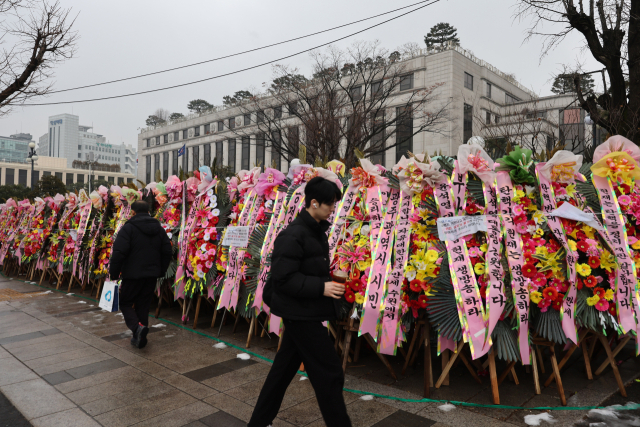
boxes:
[0,0,77,115]
[231,41,449,169]
[516,0,640,144]
[153,108,170,122]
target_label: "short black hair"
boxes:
[304,176,342,208]
[131,200,150,214]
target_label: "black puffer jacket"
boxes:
[263,209,339,321]
[109,213,173,280]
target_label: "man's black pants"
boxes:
[248,319,352,427]
[119,277,156,333]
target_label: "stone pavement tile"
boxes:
[371,409,438,426]
[203,392,255,422]
[65,370,160,405]
[10,338,86,361]
[152,349,236,374]
[30,407,102,427]
[2,332,76,351]
[199,410,247,427]
[0,378,76,420]
[64,357,128,379]
[343,377,429,414]
[0,379,31,427]
[201,362,271,391]
[416,403,515,427]
[271,419,296,427]
[163,374,219,399]
[94,388,197,427]
[34,352,114,376]
[42,370,76,386]
[278,397,324,426]
[184,422,207,427]
[41,328,62,336]
[0,330,47,345]
[0,355,39,386]
[132,359,177,380]
[0,345,12,359]
[430,424,451,427]
[225,377,267,402]
[81,395,128,417]
[345,399,398,427]
[25,346,104,370]
[116,381,176,406]
[132,401,218,427]
[183,362,235,383]
[0,322,52,340]
[55,365,136,393]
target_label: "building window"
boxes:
[463,103,473,143]
[370,111,385,166]
[372,81,382,97]
[192,145,199,169]
[5,168,14,185]
[216,141,223,166]
[229,118,236,130]
[486,82,492,98]
[65,172,73,186]
[163,152,169,180]
[495,115,501,124]
[173,150,178,175]
[288,102,297,116]
[204,143,211,167]
[78,144,82,150]
[464,72,473,90]
[78,153,81,158]
[350,86,362,101]
[228,139,236,173]
[217,121,224,131]
[55,172,63,181]
[97,175,104,181]
[182,129,188,139]
[399,73,414,91]
[257,110,265,123]
[146,139,150,148]
[174,131,179,141]
[396,107,413,162]
[241,137,250,170]
[486,111,491,125]
[505,93,519,104]
[204,124,210,134]
[76,174,84,184]
[287,127,299,161]
[244,114,251,126]
[164,134,168,144]
[194,126,200,137]
[17,170,27,186]
[274,106,282,119]
[271,131,282,170]
[43,171,51,177]
[182,146,188,172]
[256,134,265,168]
[108,176,114,184]
[560,109,585,153]
[146,156,151,183]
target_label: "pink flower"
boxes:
[618,195,632,206]
[468,247,482,257]
[538,298,551,312]
[255,168,286,200]
[516,223,529,234]
[595,298,609,312]
[512,204,525,216]
[532,273,546,288]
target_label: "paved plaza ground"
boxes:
[0,274,639,427]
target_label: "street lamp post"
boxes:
[26,142,38,189]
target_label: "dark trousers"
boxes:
[248,319,352,427]
[119,277,156,333]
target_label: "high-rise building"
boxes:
[0,133,34,164]
[38,113,137,175]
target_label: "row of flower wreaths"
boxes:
[0,135,639,363]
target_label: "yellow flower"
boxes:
[600,250,616,272]
[535,228,544,237]
[582,225,595,240]
[355,293,364,304]
[416,270,428,282]
[576,263,592,277]
[632,240,640,250]
[527,204,539,212]
[535,246,549,256]
[533,211,545,224]
[426,250,439,263]
[567,240,577,252]
[605,289,614,301]
[530,291,542,304]
[515,190,525,199]
[426,219,436,226]
[474,262,485,275]
[419,208,431,222]
[566,184,576,197]
[480,243,488,253]
[586,295,600,306]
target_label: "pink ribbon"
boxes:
[72,204,93,276]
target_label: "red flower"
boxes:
[522,263,538,278]
[576,241,589,252]
[418,295,428,308]
[409,279,423,293]
[465,204,479,215]
[608,304,617,317]
[593,287,606,298]
[552,298,563,311]
[588,256,600,269]
[344,290,355,303]
[542,287,558,300]
[583,276,597,288]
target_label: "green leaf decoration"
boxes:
[495,146,536,185]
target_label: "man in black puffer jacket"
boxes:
[249,177,352,427]
[109,200,172,349]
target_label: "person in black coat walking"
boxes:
[109,200,172,349]
[248,177,352,427]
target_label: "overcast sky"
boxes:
[0,0,600,152]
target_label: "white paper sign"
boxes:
[222,226,250,248]
[437,215,488,242]
[547,203,604,231]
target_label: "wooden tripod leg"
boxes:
[488,347,499,404]
[597,333,627,397]
[441,349,450,386]
[192,295,203,329]
[402,322,422,375]
[544,343,579,387]
[424,323,431,398]
[581,338,593,380]
[549,345,567,405]
[246,317,256,348]
[595,336,631,376]
[458,351,482,384]
[497,361,517,386]
[436,341,464,388]
[362,334,397,380]
[531,348,541,394]
[342,330,353,372]
[231,311,241,333]
[210,298,219,328]
[536,346,546,374]
[354,337,362,363]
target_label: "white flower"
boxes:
[527,225,537,234]
[265,200,273,209]
[360,225,370,236]
[207,189,214,197]
[212,208,220,216]
[405,269,417,281]
[200,244,208,252]
[525,185,537,195]
[209,200,218,209]
[229,212,237,220]
[225,177,231,183]
[204,233,210,241]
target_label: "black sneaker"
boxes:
[130,329,140,347]
[137,325,149,349]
